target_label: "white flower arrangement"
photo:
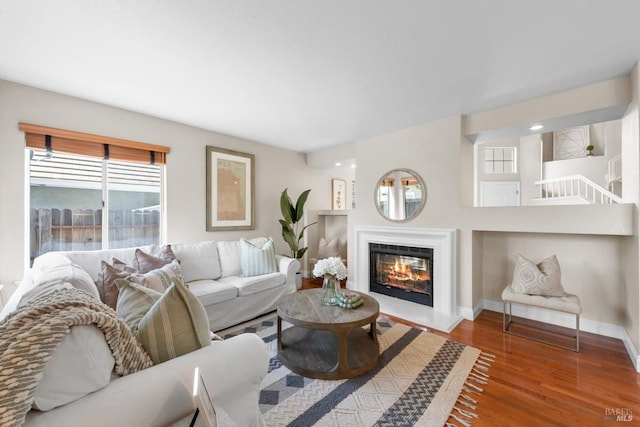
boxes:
[313,256,348,280]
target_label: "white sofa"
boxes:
[0,237,299,426]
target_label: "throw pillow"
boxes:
[98,260,136,310]
[112,257,134,270]
[240,237,277,277]
[317,237,339,259]
[115,279,162,333]
[218,237,268,277]
[134,245,176,274]
[511,253,565,297]
[136,276,211,364]
[127,260,183,293]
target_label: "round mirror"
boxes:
[374,169,426,222]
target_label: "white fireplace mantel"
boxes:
[352,225,462,332]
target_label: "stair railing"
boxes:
[534,175,623,204]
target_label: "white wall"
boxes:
[621,64,640,353]
[0,80,344,283]
[481,232,626,325]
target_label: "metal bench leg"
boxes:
[575,314,580,352]
[502,300,580,352]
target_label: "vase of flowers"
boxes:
[313,257,348,306]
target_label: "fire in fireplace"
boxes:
[369,243,433,306]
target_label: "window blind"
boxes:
[19,123,170,165]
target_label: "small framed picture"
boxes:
[332,179,347,210]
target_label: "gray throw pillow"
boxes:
[511,253,565,297]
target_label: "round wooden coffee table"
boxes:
[277,289,380,380]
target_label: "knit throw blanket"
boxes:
[0,287,154,427]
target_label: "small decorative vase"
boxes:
[321,274,339,306]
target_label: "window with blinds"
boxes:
[22,123,170,262]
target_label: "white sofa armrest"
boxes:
[275,255,300,285]
[25,333,268,427]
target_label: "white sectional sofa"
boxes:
[0,237,299,427]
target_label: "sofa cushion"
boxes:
[511,253,565,297]
[136,277,211,364]
[240,237,277,277]
[218,237,268,277]
[187,279,238,306]
[172,241,221,282]
[31,253,100,300]
[217,272,286,297]
[32,325,115,411]
[134,245,176,273]
[127,260,183,294]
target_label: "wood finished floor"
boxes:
[301,278,640,426]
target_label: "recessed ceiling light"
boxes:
[529,124,544,131]
[335,162,342,167]
[351,163,357,168]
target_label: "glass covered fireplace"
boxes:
[369,243,433,307]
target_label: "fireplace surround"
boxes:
[354,226,461,332]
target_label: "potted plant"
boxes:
[586,144,594,156]
[279,188,317,287]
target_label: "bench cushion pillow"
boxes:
[511,253,565,297]
[317,237,339,258]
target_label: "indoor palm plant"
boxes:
[279,188,317,260]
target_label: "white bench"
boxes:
[501,286,581,352]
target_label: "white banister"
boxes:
[534,175,623,204]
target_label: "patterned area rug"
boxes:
[219,313,493,427]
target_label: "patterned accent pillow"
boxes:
[240,237,277,277]
[136,277,211,364]
[317,237,339,258]
[511,253,565,297]
[127,260,183,293]
[134,245,176,273]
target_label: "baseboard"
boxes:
[458,302,483,321]
[482,298,640,372]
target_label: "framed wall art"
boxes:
[331,178,347,210]
[206,145,255,231]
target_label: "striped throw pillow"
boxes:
[114,279,162,333]
[240,237,277,277]
[136,277,211,364]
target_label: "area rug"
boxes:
[219,313,494,427]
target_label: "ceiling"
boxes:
[1,1,640,154]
